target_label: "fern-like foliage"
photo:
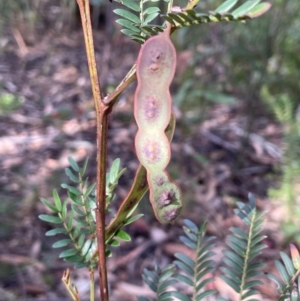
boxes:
[220,193,267,300]
[137,264,178,301]
[163,0,271,30]
[139,219,216,301]
[113,0,165,43]
[268,244,300,301]
[173,219,216,301]
[39,157,140,267]
[113,0,271,43]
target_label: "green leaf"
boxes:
[114,9,140,23]
[74,217,89,227]
[46,228,68,236]
[173,274,193,286]
[121,28,139,38]
[143,7,160,15]
[52,239,72,248]
[243,279,263,290]
[115,230,131,241]
[109,158,121,184]
[223,257,243,272]
[180,236,197,249]
[159,280,177,293]
[163,15,176,26]
[132,38,145,44]
[142,274,157,292]
[144,12,160,24]
[174,253,195,268]
[72,225,81,239]
[241,289,259,299]
[144,268,158,282]
[122,0,141,12]
[232,0,261,18]
[229,227,247,239]
[61,199,68,220]
[290,244,300,270]
[183,227,197,241]
[116,19,140,32]
[84,183,96,198]
[196,290,216,301]
[39,214,62,224]
[247,2,271,18]
[159,265,176,282]
[64,255,83,262]
[67,211,74,231]
[167,13,185,25]
[71,204,86,217]
[124,213,144,226]
[74,261,88,269]
[109,239,120,247]
[275,260,289,284]
[280,252,295,277]
[61,183,81,196]
[53,189,62,212]
[40,197,58,212]
[78,234,85,249]
[214,0,238,14]
[164,291,191,301]
[68,157,79,172]
[59,249,78,258]
[183,219,198,232]
[81,239,93,257]
[116,168,127,182]
[174,260,193,275]
[65,168,80,183]
[220,275,240,293]
[267,273,283,290]
[80,157,89,176]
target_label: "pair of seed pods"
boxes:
[134,30,183,224]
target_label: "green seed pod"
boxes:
[134,31,183,224]
[148,171,183,224]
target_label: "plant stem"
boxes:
[95,106,110,301]
[76,1,109,301]
[90,268,95,301]
[103,64,137,105]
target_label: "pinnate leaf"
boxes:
[214,0,238,13]
[40,197,58,212]
[53,189,62,211]
[65,168,80,183]
[232,0,260,18]
[61,183,81,196]
[115,229,131,241]
[46,228,67,236]
[39,214,62,224]
[248,2,272,18]
[59,249,78,258]
[68,157,79,172]
[53,239,72,248]
[290,244,300,270]
[114,9,140,23]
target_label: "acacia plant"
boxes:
[38,0,273,300]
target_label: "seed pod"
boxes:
[134,31,183,224]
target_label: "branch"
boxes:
[76,1,109,301]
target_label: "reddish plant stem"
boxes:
[95,106,110,301]
[76,1,109,301]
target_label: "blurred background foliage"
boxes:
[0,0,299,243]
[0,0,300,299]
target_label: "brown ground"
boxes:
[0,4,293,301]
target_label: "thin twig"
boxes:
[103,64,137,105]
[76,1,109,301]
